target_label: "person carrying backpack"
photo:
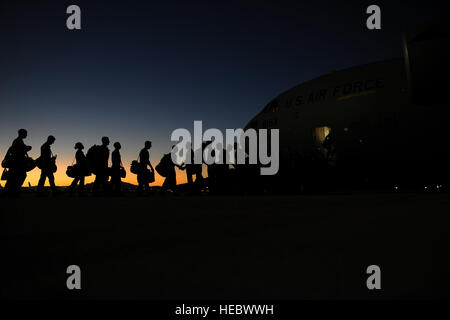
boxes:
[158,145,184,193]
[4,129,32,195]
[184,142,204,193]
[68,142,88,195]
[90,136,110,194]
[37,135,57,194]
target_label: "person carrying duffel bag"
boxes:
[67,142,89,195]
[135,140,155,195]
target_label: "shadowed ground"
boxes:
[2,192,450,299]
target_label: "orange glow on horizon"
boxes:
[2,158,195,188]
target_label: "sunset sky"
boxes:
[0,0,447,187]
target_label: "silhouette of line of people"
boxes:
[1,130,130,197]
[1,128,254,197]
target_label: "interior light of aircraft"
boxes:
[313,126,331,144]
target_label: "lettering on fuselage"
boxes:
[284,77,385,107]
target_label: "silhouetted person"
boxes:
[185,147,195,184]
[4,129,32,195]
[93,136,110,194]
[184,142,204,193]
[161,145,184,193]
[322,132,335,161]
[37,135,57,194]
[69,142,87,195]
[216,144,231,194]
[234,141,259,195]
[110,142,122,195]
[205,143,227,194]
[137,140,154,195]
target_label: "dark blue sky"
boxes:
[0,0,448,185]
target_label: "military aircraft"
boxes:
[244,20,450,191]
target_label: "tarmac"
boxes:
[2,191,450,299]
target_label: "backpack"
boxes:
[66,165,77,178]
[49,156,57,173]
[86,145,103,174]
[155,153,172,178]
[35,156,43,169]
[1,147,13,168]
[1,168,8,181]
[130,160,141,175]
[24,155,36,172]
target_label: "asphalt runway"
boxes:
[2,192,450,299]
